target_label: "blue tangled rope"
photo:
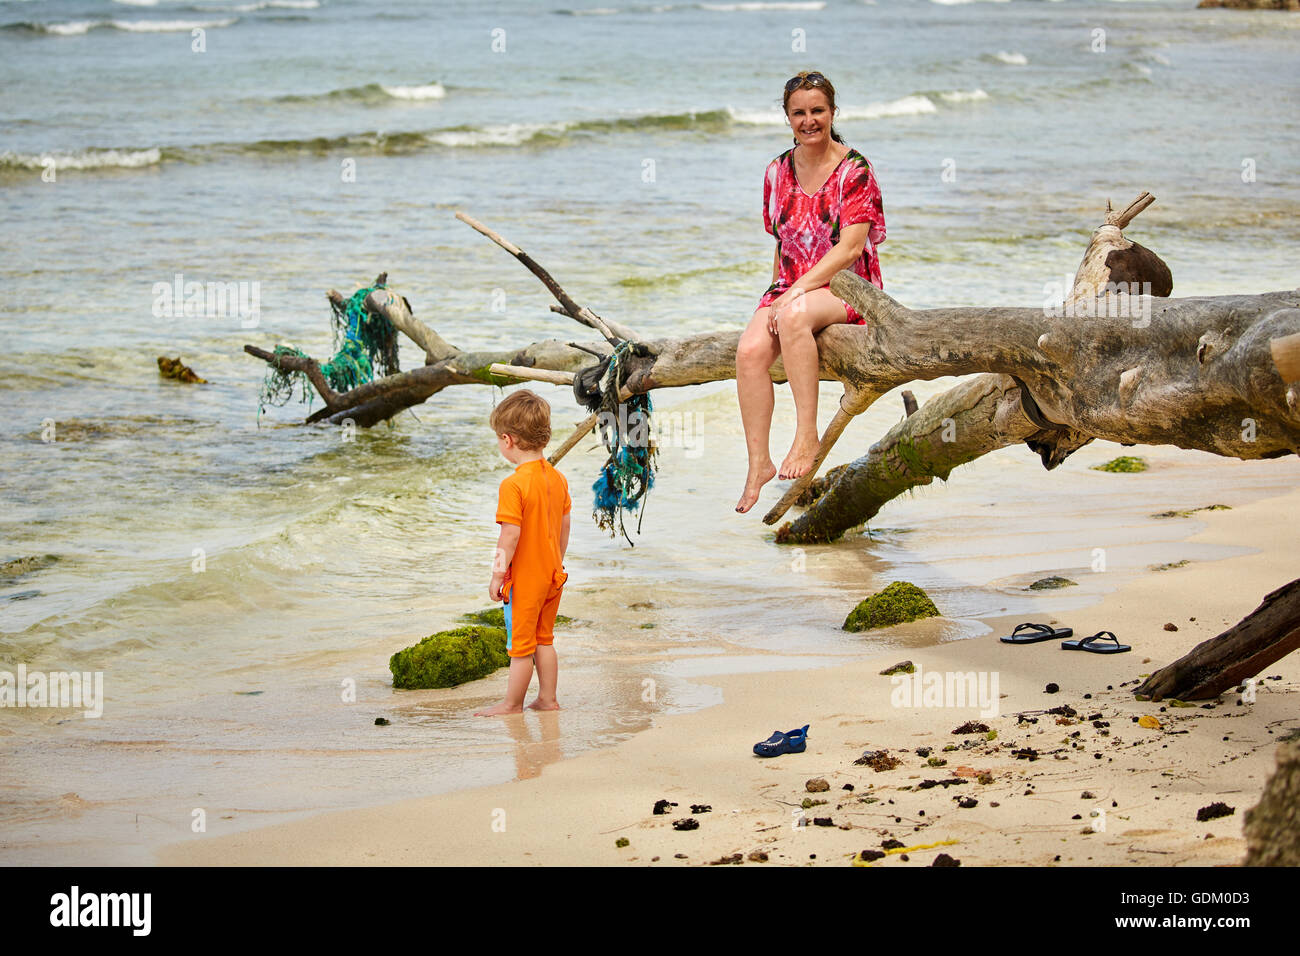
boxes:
[577,339,657,546]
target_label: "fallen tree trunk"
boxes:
[775,374,1092,543]
[1136,577,1300,702]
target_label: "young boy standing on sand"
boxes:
[474,390,572,717]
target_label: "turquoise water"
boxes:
[1,0,1298,863]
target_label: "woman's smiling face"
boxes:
[786,87,834,147]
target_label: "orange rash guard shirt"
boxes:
[495,457,571,607]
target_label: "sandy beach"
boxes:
[160,482,1300,867]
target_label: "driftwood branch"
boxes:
[776,374,1089,543]
[1136,577,1300,701]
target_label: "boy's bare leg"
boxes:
[474,655,534,716]
[527,644,559,710]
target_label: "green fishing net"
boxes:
[256,283,400,420]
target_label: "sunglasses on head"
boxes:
[785,72,826,93]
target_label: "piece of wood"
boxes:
[1136,577,1300,702]
[487,363,576,386]
[776,375,1072,542]
[548,383,634,466]
[1271,332,1300,384]
[455,212,638,345]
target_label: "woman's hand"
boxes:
[767,287,805,335]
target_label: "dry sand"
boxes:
[159,486,1300,866]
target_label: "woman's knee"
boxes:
[736,332,776,369]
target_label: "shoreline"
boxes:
[159,482,1300,866]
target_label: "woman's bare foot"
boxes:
[735,459,777,513]
[474,701,524,716]
[526,698,560,711]
[779,434,820,480]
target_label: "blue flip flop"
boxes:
[1001,622,1074,644]
[753,724,809,757]
[1062,630,1131,654]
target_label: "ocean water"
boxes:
[1,0,1298,863]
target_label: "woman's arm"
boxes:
[772,246,779,284]
[776,223,870,302]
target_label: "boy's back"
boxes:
[496,458,570,602]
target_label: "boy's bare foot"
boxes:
[779,434,820,480]
[526,698,560,711]
[735,459,777,513]
[474,702,524,716]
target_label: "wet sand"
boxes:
[158,483,1300,866]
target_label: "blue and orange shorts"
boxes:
[502,568,567,658]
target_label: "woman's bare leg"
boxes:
[735,306,782,513]
[776,288,852,480]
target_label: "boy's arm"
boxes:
[559,512,571,562]
[490,522,521,601]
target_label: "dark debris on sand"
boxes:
[855,750,902,772]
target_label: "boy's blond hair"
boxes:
[490,389,552,451]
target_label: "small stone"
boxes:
[1045,683,1060,694]
[931,853,961,867]
[747,850,768,862]
[374,717,390,726]
[806,778,830,793]
[1164,622,1178,632]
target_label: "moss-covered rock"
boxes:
[1028,575,1076,590]
[390,625,508,689]
[460,607,573,627]
[1092,456,1147,473]
[843,581,939,632]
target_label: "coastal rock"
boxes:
[1028,575,1076,590]
[843,581,939,632]
[388,625,507,689]
[1245,739,1300,865]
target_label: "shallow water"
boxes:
[1,0,1298,863]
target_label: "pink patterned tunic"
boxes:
[758,145,886,325]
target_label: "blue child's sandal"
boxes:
[753,724,809,757]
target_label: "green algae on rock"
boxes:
[390,625,508,689]
[460,607,574,628]
[1028,575,1076,590]
[844,581,939,632]
[1092,455,1147,473]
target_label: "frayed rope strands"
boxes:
[573,339,657,546]
[256,284,400,420]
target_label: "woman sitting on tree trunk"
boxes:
[735,70,887,514]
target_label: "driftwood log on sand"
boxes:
[243,198,1300,702]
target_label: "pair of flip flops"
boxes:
[754,724,809,757]
[1001,623,1131,653]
